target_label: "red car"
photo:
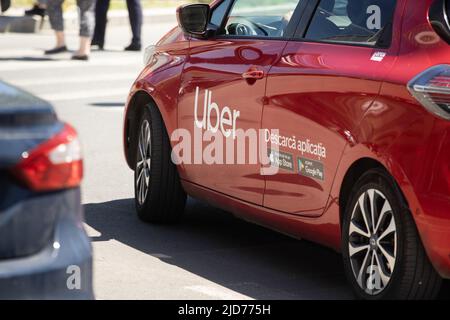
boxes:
[124,0,450,299]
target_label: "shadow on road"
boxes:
[89,102,124,108]
[84,198,450,300]
[0,57,57,62]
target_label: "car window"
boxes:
[218,0,301,38]
[303,0,397,47]
[211,0,233,27]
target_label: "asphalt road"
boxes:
[1,23,448,300]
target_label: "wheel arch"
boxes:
[339,158,384,224]
[337,157,410,226]
[124,89,176,170]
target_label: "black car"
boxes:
[0,81,92,299]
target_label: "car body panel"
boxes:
[124,27,189,169]
[0,188,93,299]
[261,0,406,216]
[327,0,450,278]
[262,44,395,215]
[124,0,450,279]
[177,38,288,205]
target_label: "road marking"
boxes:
[9,72,137,86]
[0,56,139,71]
[184,285,253,300]
[40,87,130,101]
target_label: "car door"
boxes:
[177,0,304,205]
[262,0,403,215]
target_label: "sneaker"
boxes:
[25,4,46,17]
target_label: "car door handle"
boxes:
[242,67,264,80]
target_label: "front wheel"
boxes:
[134,104,186,223]
[342,168,442,300]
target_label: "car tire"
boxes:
[342,168,442,300]
[134,104,186,223]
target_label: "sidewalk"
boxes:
[0,7,177,33]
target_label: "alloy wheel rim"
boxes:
[348,189,398,295]
[136,120,151,205]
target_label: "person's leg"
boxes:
[45,0,67,54]
[125,0,143,50]
[1,0,11,13]
[74,0,95,59]
[75,36,91,58]
[55,31,65,47]
[92,0,110,48]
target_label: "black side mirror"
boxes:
[429,0,450,44]
[177,4,211,38]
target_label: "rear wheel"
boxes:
[342,168,442,299]
[134,104,186,223]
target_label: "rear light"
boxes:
[11,123,83,192]
[408,65,450,120]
